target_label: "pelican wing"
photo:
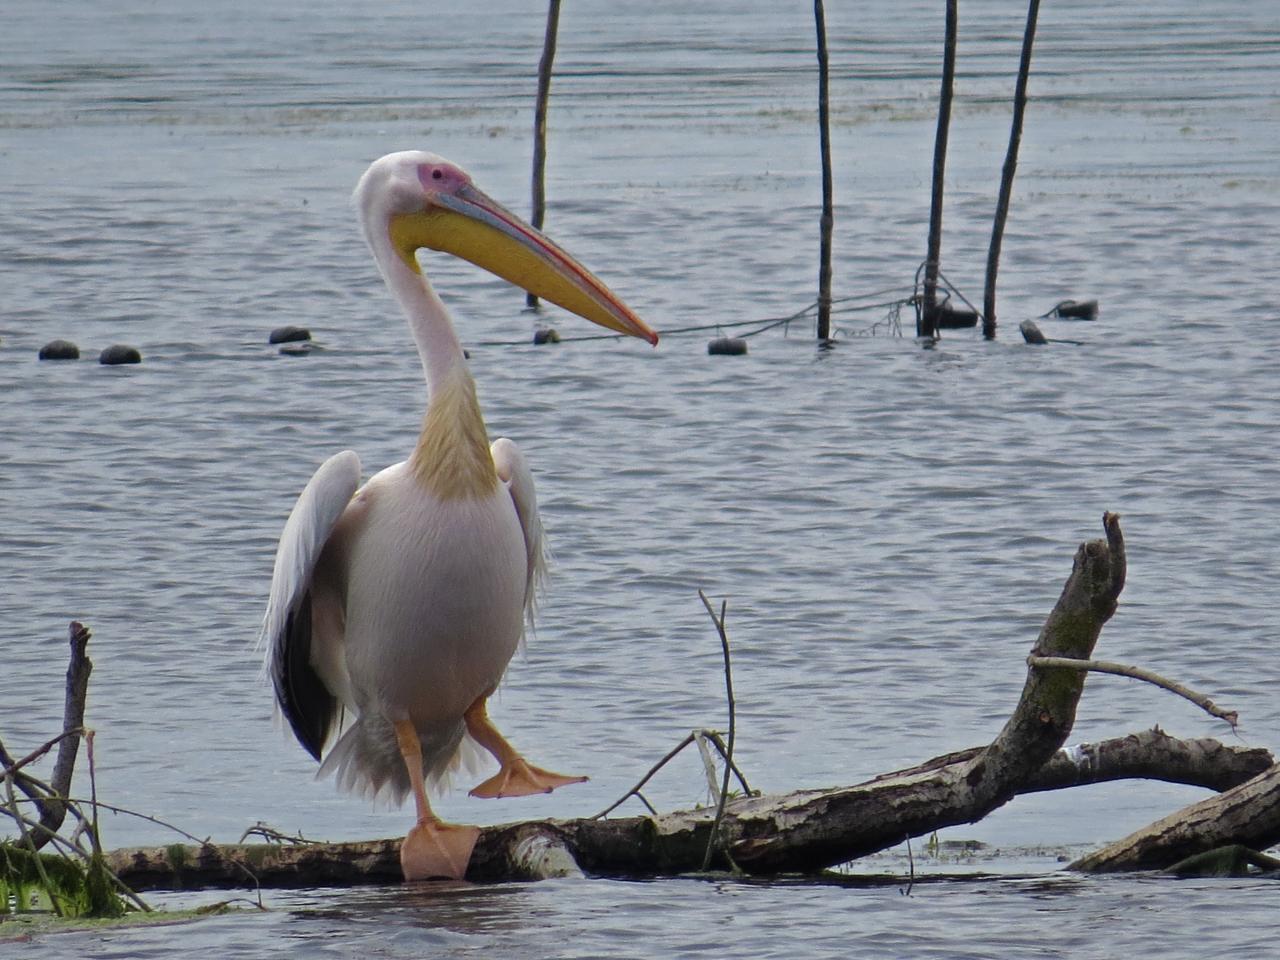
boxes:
[491,438,547,624]
[261,449,362,760]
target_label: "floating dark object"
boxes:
[532,327,560,345]
[278,341,313,357]
[269,325,312,344]
[1019,320,1048,345]
[38,339,80,360]
[99,344,142,365]
[708,336,748,356]
[929,303,980,329]
[1049,299,1098,321]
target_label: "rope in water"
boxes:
[472,284,923,347]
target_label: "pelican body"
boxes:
[261,151,657,880]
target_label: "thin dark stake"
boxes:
[527,0,562,309]
[814,0,834,340]
[983,0,1041,338]
[921,0,957,338]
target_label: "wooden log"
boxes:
[887,728,1273,796]
[1070,762,1280,873]
[106,728,1269,891]
[109,516,1147,889]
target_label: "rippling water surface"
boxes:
[2,0,1278,956]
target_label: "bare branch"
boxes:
[1026,656,1238,728]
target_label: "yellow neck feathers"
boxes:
[410,369,498,499]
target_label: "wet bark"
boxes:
[105,730,1271,890]
[1071,761,1280,872]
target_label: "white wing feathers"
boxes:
[491,437,547,625]
[260,449,362,758]
[260,450,362,651]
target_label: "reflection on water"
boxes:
[2,0,1278,956]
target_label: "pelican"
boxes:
[261,150,657,881]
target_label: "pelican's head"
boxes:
[355,150,657,345]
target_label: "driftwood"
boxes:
[106,729,1273,890]
[105,514,1165,890]
[17,516,1279,895]
[1071,761,1280,872]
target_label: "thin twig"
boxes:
[590,732,696,819]
[1027,656,1238,728]
[0,728,87,780]
[698,591,739,873]
[701,731,755,797]
[900,834,915,896]
[238,822,321,845]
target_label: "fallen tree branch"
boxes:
[879,727,1272,795]
[1026,655,1237,728]
[110,515,1149,889]
[105,728,1270,891]
[0,623,94,854]
[1070,761,1280,872]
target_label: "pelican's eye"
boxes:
[431,169,443,181]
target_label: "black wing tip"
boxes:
[276,599,337,762]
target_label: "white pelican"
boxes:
[261,150,657,881]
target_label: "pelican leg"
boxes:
[464,696,588,799]
[394,719,479,881]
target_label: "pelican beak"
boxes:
[390,184,658,345]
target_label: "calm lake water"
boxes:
[2,0,1278,956]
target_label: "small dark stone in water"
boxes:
[708,336,748,356]
[39,339,80,360]
[269,325,312,344]
[278,341,313,357]
[533,327,560,345]
[1019,320,1048,345]
[99,344,142,365]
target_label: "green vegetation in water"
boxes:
[1,841,125,919]
[0,900,254,942]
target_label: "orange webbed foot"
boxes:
[400,819,481,881]
[469,757,588,799]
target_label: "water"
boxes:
[2,0,1278,955]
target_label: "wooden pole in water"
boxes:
[527,0,562,309]
[814,0,834,341]
[921,0,957,339]
[982,0,1040,339]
